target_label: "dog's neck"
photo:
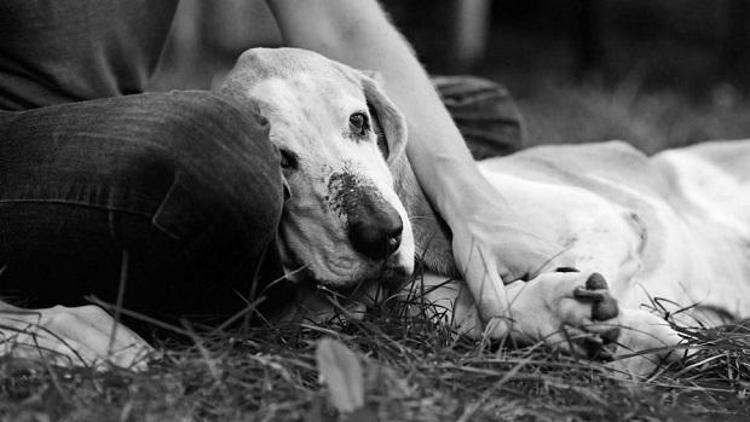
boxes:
[390,152,459,278]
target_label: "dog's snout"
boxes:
[348,206,403,260]
[329,170,406,261]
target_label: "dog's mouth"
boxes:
[278,224,410,289]
[286,253,409,291]
[312,263,410,303]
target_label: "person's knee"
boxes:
[114,91,283,250]
[0,91,284,310]
[143,90,277,163]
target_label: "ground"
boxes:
[1,304,749,421]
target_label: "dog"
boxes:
[409,140,750,374]
[220,48,750,375]
[2,48,749,375]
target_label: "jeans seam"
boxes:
[0,178,186,240]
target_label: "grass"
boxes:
[3,81,750,421]
[517,79,750,153]
[1,299,749,421]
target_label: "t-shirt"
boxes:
[0,0,179,110]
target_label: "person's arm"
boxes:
[265,0,571,327]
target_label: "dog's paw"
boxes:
[504,271,621,359]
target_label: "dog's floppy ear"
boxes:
[360,72,408,166]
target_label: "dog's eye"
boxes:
[349,112,369,136]
[279,148,299,171]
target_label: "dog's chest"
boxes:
[479,166,643,285]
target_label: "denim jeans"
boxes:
[0,91,285,322]
[0,77,522,324]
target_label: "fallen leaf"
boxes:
[315,338,364,413]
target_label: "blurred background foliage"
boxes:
[150,0,750,153]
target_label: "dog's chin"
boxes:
[299,260,411,291]
[280,243,411,290]
[323,263,411,291]
[278,230,414,291]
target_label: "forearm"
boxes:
[266,0,504,219]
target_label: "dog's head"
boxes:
[219,48,415,288]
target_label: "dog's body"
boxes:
[1,48,748,374]
[232,49,750,374]
[283,130,750,374]
[414,140,750,372]
[477,140,750,319]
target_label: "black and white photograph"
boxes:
[1,1,749,420]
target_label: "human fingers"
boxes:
[455,242,511,335]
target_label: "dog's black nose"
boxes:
[348,208,403,260]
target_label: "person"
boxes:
[0,1,570,331]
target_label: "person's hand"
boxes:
[445,185,575,332]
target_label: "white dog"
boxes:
[2,48,748,375]
[221,48,750,375]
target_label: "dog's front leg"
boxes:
[400,273,484,336]
[409,271,621,356]
[0,301,152,370]
[410,271,689,376]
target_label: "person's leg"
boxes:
[0,91,284,324]
[432,76,526,159]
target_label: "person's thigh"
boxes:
[0,91,284,322]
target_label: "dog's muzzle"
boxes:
[329,170,405,261]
